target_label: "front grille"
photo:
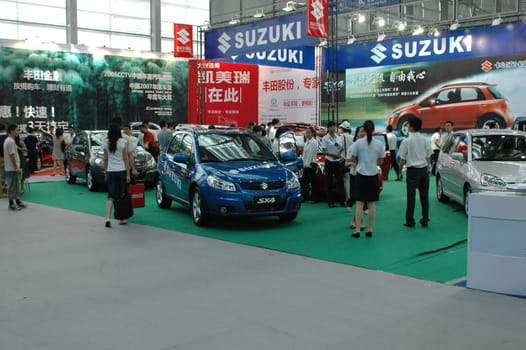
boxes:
[239,181,285,190]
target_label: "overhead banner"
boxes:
[258,66,319,125]
[173,23,193,58]
[307,0,328,38]
[224,46,315,70]
[187,60,259,126]
[204,12,320,59]
[333,22,526,69]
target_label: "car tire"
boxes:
[436,175,449,203]
[278,212,298,222]
[65,164,76,184]
[86,168,97,192]
[155,178,172,209]
[397,116,410,137]
[191,187,209,226]
[463,185,472,217]
[477,114,505,129]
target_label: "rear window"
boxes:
[486,86,504,99]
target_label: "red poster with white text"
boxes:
[187,60,259,127]
[306,0,328,38]
[173,23,193,58]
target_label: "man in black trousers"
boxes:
[398,116,432,227]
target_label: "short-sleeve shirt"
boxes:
[350,138,384,176]
[399,132,432,168]
[321,134,343,162]
[3,136,19,171]
[103,138,127,172]
[302,137,319,167]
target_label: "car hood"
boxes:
[201,161,290,182]
[472,161,526,183]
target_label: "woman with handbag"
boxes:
[103,123,130,228]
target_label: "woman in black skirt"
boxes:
[346,120,385,238]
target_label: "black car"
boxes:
[64,130,158,191]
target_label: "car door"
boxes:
[418,88,457,130]
[455,87,485,129]
[440,133,466,201]
[69,132,89,177]
[177,134,197,200]
[161,133,184,199]
[276,131,303,178]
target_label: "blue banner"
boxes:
[220,46,315,70]
[333,22,526,69]
[205,13,320,60]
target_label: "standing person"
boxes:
[399,116,433,228]
[66,126,76,144]
[157,120,172,151]
[321,120,345,208]
[0,123,8,197]
[139,123,159,160]
[346,125,366,228]
[347,120,384,238]
[252,125,272,149]
[430,127,441,175]
[113,118,138,180]
[386,125,402,180]
[268,118,280,142]
[24,127,39,173]
[3,124,26,210]
[301,126,319,203]
[440,120,454,148]
[15,135,28,194]
[103,123,130,227]
[51,127,66,176]
[339,121,353,205]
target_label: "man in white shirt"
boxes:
[3,124,26,210]
[386,125,402,180]
[321,120,345,207]
[430,127,441,175]
[399,116,433,228]
[439,120,454,148]
[301,126,319,203]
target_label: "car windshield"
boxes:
[472,134,526,161]
[90,132,107,146]
[197,133,276,162]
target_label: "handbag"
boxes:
[129,183,145,208]
[114,190,134,220]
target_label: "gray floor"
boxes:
[1,199,525,350]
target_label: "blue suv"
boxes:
[156,128,302,226]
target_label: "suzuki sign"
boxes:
[205,13,320,59]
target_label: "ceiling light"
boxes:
[282,1,296,12]
[318,38,328,47]
[429,27,441,37]
[374,16,385,28]
[347,34,356,44]
[201,20,211,31]
[228,15,240,25]
[377,32,386,42]
[253,8,265,18]
[352,13,365,23]
[395,20,407,31]
[491,16,502,26]
[412,25,424,35]
[449,21,460,30]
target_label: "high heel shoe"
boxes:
[351,232,360,238]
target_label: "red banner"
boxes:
[173,23,193,58]
[187,60,259,127]
[306,0,328,39]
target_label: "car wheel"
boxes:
[155,178,172,209]
[86,168,97,192]
[191,187,209,226]
[278,212,298,222]
[477,114,505,129]
[463,185,472,217]
[397,116,410,137]
[65,164,76,184]
[436,175,449,202]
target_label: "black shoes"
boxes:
[365,231,373,237]
[403,222,415,227]
[351,232,360,238]
[9,204,22,211]
[419,219,429,227]
[105,220,111,228]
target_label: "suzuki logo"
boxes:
[310,0,325,21]
[481,60,493,72]
[177,28,191,45]
[218,33,232,54]
[370,43,388,64]
[260,182,269,190]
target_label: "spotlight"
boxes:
[374,16,385,28]
[377,32,386,42]
[449,21,460,30]
[491,16,502,26]
[412,25,424,35]
[429,27,441,37]
[253,8,265,18]
[318,39,328,47]
[201,20,211,31]
[352,13,365,23]
[282,1,296,12]
[395,20,407,31]
[228,15,240,25]
[347,34,356,44]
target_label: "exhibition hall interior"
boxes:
[1,1,526,349]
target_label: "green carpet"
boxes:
[23,173,468,283]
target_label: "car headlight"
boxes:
[287,174,300,189]
[206,175,236,192]
[480,173,507,188]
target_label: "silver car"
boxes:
[436,129,526,215]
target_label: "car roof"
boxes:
[461,129,526,137]
[440,82,495,88]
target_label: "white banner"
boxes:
[258,66,318,125]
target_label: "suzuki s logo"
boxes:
[370,35,473,65]
[481,60,493,72]
[218,33,232,54]
[260,182,269,190]
[371,43,388,64]
[310,0,325,21]
[177,28,191,45]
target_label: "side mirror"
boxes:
[173,153,188,163]
[281,151,298,162]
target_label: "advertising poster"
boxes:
[0,46,188,131]
[258,66,319,126]
[187,60,259,127]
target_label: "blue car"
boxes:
[155,128,302,226]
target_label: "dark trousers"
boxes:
[390,150,401,178]
[405,167,429,224]
[301,166,317,201]
[430,150,440,175]
[325,160,345,205]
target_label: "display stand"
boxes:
[467,191,526,296]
